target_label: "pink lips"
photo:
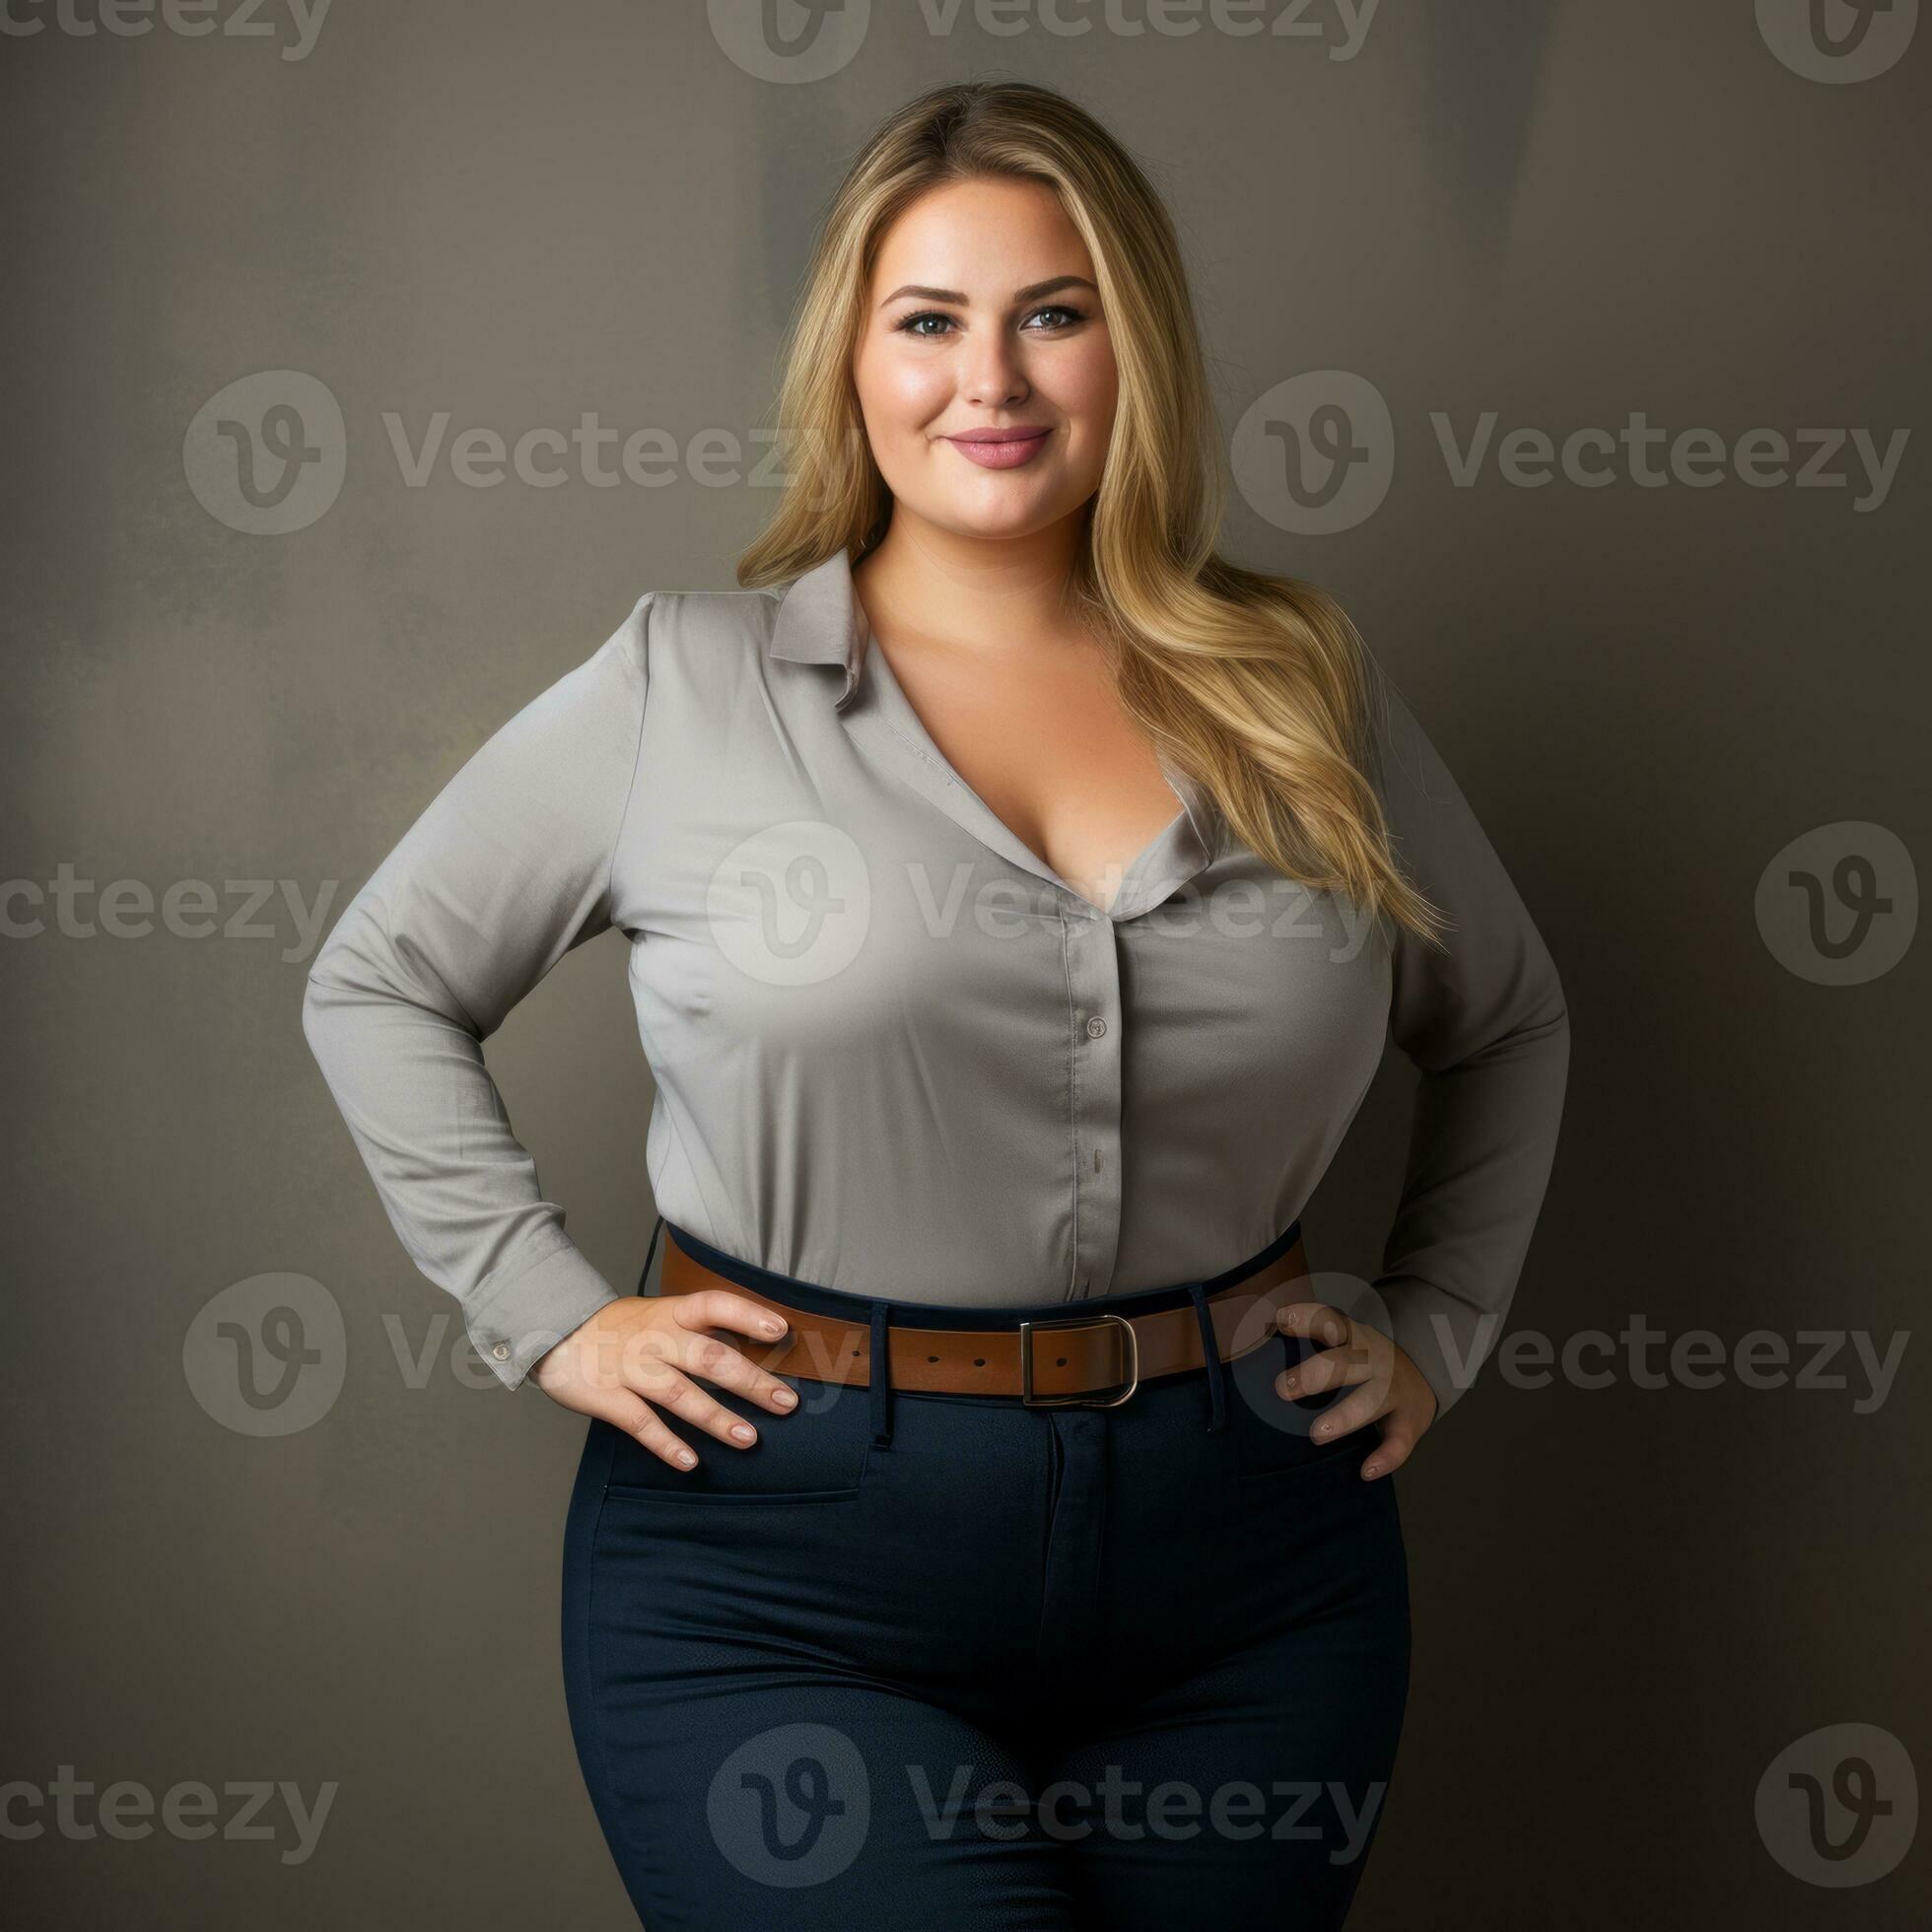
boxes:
[942,427,1053,470]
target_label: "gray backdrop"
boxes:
[4,1,1926,1926]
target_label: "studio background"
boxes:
[3,3,1925,1926]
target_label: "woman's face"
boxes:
[851,175,1118,542]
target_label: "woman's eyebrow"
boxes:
[877,275,1099,308]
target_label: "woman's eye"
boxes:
[893,304,1090,339]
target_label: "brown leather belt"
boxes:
[657,1228,1311,1408]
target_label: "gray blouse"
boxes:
[303,546,1569,1417]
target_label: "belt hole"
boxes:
[1055,1355,1068,1365]
[926,1353,938,1363]
[974,1356,986,1366]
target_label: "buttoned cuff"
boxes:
[467,1243,625,1392]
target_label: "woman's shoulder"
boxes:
[618,583,775,673]
[635,583,786,639]
[621,582,799,698]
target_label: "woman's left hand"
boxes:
[1274,1299,1439,1480]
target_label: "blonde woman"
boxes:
[304,79,1568,1930]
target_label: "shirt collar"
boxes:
[766,545,870,713]
[765,542,1222,900]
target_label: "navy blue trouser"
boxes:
[562,1219,1411,1929]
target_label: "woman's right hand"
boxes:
[529,1292,801,1468]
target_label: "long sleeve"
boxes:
[1364,666,1571,1421]
[302,592,654,1392]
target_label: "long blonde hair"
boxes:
[738,79,1448,952]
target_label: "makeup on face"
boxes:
[939,426,1054,469]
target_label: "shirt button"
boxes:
[491,1343,511,1360]
[1085,1015,1107,1038]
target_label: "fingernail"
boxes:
[1363,1462,1382,1478]
[762,1318,785,1335]
[772,1387,797,1408]
[676,1449,696,1467]
[1280,1370,1299,1392]
[730,1422,756,1442]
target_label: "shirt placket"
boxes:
[829,580,1219,1306]
[1063,903,1125,1299]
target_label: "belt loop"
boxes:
[1184,1282,1227,1431]
[869,1299,894,1446]
[634,1213,665,1296]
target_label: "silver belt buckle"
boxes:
[1018,1312,1140,1408]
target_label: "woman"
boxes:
[303,80,1568,1930]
